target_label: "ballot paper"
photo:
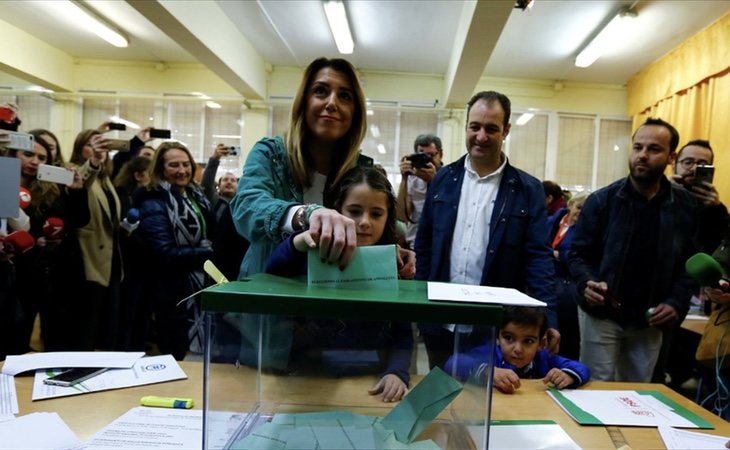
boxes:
[0,412,81,449]
[548,389,714,428]
[428,282,547,307]
[0,373,18,415]
[82,406,246,449]
[32,354,186,400]
[2,351,145,376]
[308,245,398,290]
[658,425,730,449]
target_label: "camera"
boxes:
[227,145,241,156]
[108,122,126,131]
[406,152,432,169]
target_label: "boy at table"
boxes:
[445,306,590,394]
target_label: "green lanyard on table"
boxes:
[188,196,207,240]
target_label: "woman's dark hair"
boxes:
[286,57,367,189]
[332,166,396,246]
[71,129,112,178]
[10,138,61,215]
[29,129,63,166]
[114,156,151,192]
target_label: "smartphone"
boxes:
[36,164,75,185]
[2,131,34,151]
[108,122,126,131]
[228,145,241,156]
[694,165,715,185]
[107,138,129,151]
[150,128,171,139]
[43,367,108,387]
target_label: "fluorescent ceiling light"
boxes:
[206,101,222,109]
[109,115,140,130]
[575,8,636,68]
[323,1,354,54]
[27,85,54,94]
[212,134,242,139]
[44,1,128,48]
[515,113,534,126]
[370,125,380,138]
[377,144,386,154]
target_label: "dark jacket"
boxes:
[414,155,557,326]
[568,177,700,325]
[445,342,590,388]
[265,235,413,385]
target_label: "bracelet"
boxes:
[304,204,324,226]
[293,206,307,232]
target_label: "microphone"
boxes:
[19,187,31,209]
[120,208,140,235]
[43,217,65,240]
[686,252,730,291]
[1,230,35,256]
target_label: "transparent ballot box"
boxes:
[201,273,501,449]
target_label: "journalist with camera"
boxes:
[396,134,443,250]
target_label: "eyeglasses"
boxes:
[678,158,710,168]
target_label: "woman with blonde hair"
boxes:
[547,191,589,360]
[136,141,215,359]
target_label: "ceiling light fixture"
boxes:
[377,144,386,154]
[323,1,354,54]
[45,1,129,48]
[206,101,222,109]
[515,113,535,126]
[575,7,636,68]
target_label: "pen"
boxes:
[140,395,194,409]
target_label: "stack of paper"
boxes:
[0,373,18,416]
[487,420,581,450]
[658,426,730,449]
[32,354,186,400]
[0,412,80,449]
[548,389,714,428]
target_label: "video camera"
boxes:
[405,152,432,169]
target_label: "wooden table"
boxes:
[8,360,730,448]
[682,316,709,335]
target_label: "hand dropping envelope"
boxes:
[381,366,463,443]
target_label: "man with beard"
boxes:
[568,117,700,382]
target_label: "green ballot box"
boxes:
[201,273,501,450]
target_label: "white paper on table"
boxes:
[2,351,145,376]
[658,426,730,449]
[685,314,709,321]
[0,373,18,415]
[486,423,581,450]
[32,354,186,400]
[428,281,547,307]
[548,390,697,428]
[0,412,81,449]
[81,406,246,450]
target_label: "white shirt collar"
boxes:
[464,153,508,180]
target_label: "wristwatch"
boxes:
[293,206,307,231]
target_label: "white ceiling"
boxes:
[1,0,729,96]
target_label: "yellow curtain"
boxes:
[628,12,730,201]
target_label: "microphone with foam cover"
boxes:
[120,208,140,235]
[2,230,35,256]
[18,187,31,209]
[43,217,65,240]
[686,252,730,291]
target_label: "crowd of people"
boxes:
[1,56,729,413]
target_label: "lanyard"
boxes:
[187,196,207,240]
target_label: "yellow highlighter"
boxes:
[140,395,194,409]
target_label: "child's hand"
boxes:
[368,374,408,402]
[493,368,520,394]
[293,230,318,252]
[542,368,573,390]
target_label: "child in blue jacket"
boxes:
[265,167,412,402]
[445,306,589,394]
